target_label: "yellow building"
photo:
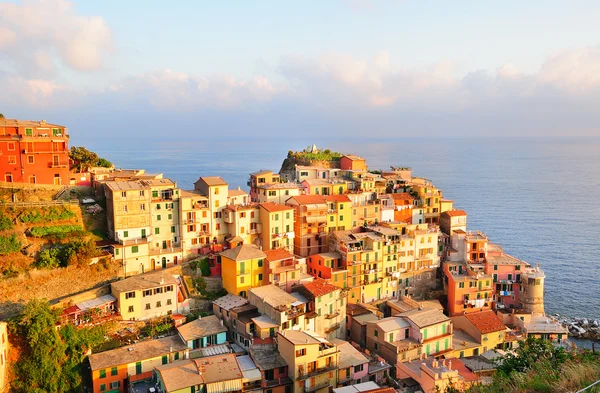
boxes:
[411,180,443,225]
[298,279,347,340]
[249,169,304,204]
[194,176,229,244]
[450,311,507,358]
[179,190,212,259]
[88,335,188,393]
[110,270,179,321]
[324,195,352,232]
[220,244,267,297]
[259,202,295,252]
[277,330,339,393]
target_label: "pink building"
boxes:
[332,339,369,385]
[484,244,528,310]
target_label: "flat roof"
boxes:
[0,119,65,128]
[88,335,187,370]
[111,271,177,293]
[213,294,248,311]
[249,346,288,371]
[331,339,368,369]
[194,354,243,384]
[177,315,227,342]
[370,317,410,332]
[155,359,205,392]
[249,284,297,308]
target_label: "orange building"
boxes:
[286,195,329,257]
[0,119,70,185]
[306,252,348,289]
[444,262,494,316]
[340,155,367,171]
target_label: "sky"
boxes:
[1,0,600,142]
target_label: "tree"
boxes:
[0,113,5,119]
[496,336,568,375]
[96,157,113,168]
[69,146,99,173]
[11,299,106,393]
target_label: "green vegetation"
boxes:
[185,310,210,323]
[456,337,600,393]
[20,206,77,223]
[9,299,107,393]
[30,225,82,238]
[36,238,99,269]
[287,148,342,163]
[143,318,173,338]
[194,277,227,300]
[70,146,113,172]
[0,233,21,254]
[0,211,14,230]
[190,257,211,276]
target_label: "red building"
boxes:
[0,119,70,185]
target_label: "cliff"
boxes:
[279,148,343,181]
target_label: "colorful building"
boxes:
[249,346,293,393]
[0,119,70,185]
[297,279,346,340]
[332,338,369,385]
[0,322,7,393]
[264,248,311,292]
[450,311,507,357]
[110,271,179,321]
[176,315,227,350]
[277,330,339,393]
[221,244,267,297]
[444,262,494,317]
[259,202,295,252]
[193,176,229,244]
[286,195,330,257]
[88,335,188,393]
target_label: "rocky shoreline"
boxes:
[555,315,600,341]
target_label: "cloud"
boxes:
[1,44,600,138]
[0,0,113,76]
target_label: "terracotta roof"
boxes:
[324,195,351,203]
[279,330,328,345]
[193,354,243,384]
[342,155,365,161]
[228,189,248,197]
[464,311,506,334]
[250,170,273,176]
[286,195,327,205]
[249,285,297,308]
[346,303,372,316]
[111,270,177,293]
[260,202,293,213]
[264,248,294,262]
[362,388,396,393]
[450,358,480,382]
[390,192,415,201]
[443,209,467,217]
[302,278,339,298]
[198,176,228,186]
[220,244,266,261]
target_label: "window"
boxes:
[27,155,34,164]
[354,364,364,373]
[274,213,279,220]
[167,299,172,305]
[155,228,160,235]
[171,226,175,233]
[100,369,106,378]
[258,259,263,267]
[157,214,162,221]
[25,128,33,136]
[111,367,118,376]
[115,248,120,256]
[7,156,15,164]
[295,348,306,357]
[100,384,106,392]
[109,381,120,389]
[140,204,146,211]
[128,306,134,313]
[458,282,465,289]
[156,301,162,308]
[258,274,263,281]
[216,223,220,230]
[125,291,136,299]
[121,191,127,198]
[516,264,521,271]
[215,200,220,208]
[7,142,14,151]
[374,330,378,337]
[493,264,498,271]
[132,246,139,253]
[123,231,129,238]
[374,343,378,350]
[214,187,219,195]
[240,276,245,284]
[162,355,168,364]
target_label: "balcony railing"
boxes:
[298,365,337,381]
[304,381,330,393]
[324,311,340,320]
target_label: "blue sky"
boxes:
[1,0,600,140]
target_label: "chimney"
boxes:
[220,319,224,326]
[447,360,452,370]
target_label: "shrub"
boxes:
[20,206,76,224]
[199,257,211,276]
[29,225,82,238]
[0,213,13,230]
[37,248,61,269]
[0,233,21,254]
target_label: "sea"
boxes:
[79,136,600,324]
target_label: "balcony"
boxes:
[192,202,209,209]
[286,307,306,319]
[324,311,339,320]
[304,381,330,393]
[324,323,340,334]
[298,365,337,381]
[262,377,293,389]
[48,162,68,168]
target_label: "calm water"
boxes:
[81,137,600,320]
